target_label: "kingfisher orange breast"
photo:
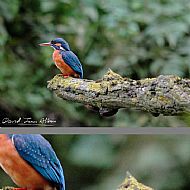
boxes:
[53,50,76,76]
[0,135,53,190]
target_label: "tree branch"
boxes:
[117,172,153,190]
[0,172,153,190]
[47,69,190,117]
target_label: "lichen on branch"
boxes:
[47,69,190,117]
[117,172,153,190]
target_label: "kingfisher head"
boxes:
[39,38,70,51]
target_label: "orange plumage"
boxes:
[0,135,53,190]
[53,50,80,78]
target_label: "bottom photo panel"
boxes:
[0,134,190,190]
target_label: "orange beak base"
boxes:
[39,42,51,46]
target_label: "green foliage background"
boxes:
[0,135,190,190]
[0,0,190,127]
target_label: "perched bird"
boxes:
[0,134,65,190]
[39,38,83,78]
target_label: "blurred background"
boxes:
[0,0,190,127]
[1,135,190,190]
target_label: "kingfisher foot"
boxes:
[57,74,70,78]
[63,75,70,78]
[11,188,27,190]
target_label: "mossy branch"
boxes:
[0,172,153,190]
[117,172,153,190]
[1,187,15,190]
[47,69,190,117]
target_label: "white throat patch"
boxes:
[60,46,65,51]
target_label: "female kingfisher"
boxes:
[0,134,65,190]
[39,38,83,78]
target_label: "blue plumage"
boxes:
[8,134,65,190]
[61,50,83,78]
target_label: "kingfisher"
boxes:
[0,134,65,190]
[39,38,83,78]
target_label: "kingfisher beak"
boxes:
[39,42,51,46]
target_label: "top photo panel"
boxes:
[0,0,190,127]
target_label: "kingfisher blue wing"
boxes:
[61,51,83,78]
[9,134,65,190]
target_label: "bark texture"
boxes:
[47,69,190,116]
[117,172,153,190]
